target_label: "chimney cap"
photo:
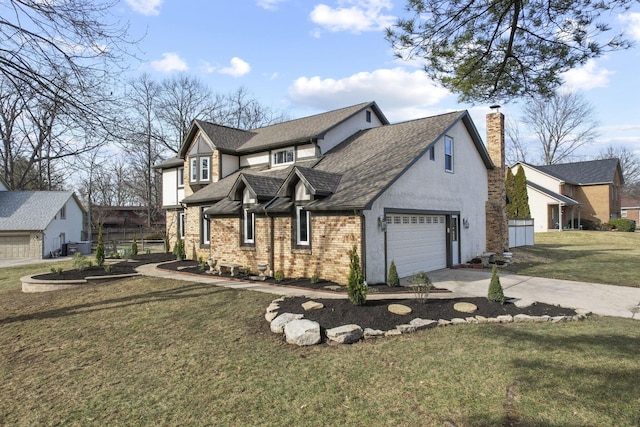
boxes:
[489,104,501,110]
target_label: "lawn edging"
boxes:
[21,272,141,293]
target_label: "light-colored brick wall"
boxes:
[165,210,180,252]
[485,111,509,252]
[207,213,361,285]
[575,184,611,223]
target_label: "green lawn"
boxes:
[504,231,640,287]
[1,266,639,426]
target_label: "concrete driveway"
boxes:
[0,256,71,269]
[428,268,640,319]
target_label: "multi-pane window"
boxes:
[444,136,454,172]
[190,158,198,182]
[272,148,294,166]
[59,205,66,219]
[296,206,310,246]
[200,157,209,181]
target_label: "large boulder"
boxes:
[270,313,303,334]
[326,324,363,344]
[284,319,321,346]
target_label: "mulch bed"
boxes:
[157,260,449,294]
[275,297,578,331]
[33,253,176,280]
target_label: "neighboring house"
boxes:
[621,196,640,224]
[155,102,507,284]
[91,205,166,240]
[513,159,623,232]
[0,180,86,259]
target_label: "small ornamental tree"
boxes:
[131,236,138,256]
[387,259,400,287]
[487,265,505,304]
[347,244,367,306]
[95,228,105,267]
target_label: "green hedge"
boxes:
[608,218,636,232]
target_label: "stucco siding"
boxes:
[162,169,178,207]
[516,164,561,192]
[240,152,269,167]
[364,120,488,283]
[221,153,239,178]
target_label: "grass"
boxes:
[1,266,639,426]
[504,231,640,287]
[0,260,74,292]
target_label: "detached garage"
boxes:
[0,190,86,260]
[386,214,448,277]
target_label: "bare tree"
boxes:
[0,0,134,126]
[596,145,640,189]
[156,74,222,154]
[521,91,599,165]
[505,117,529,166]
[214,87,289,130]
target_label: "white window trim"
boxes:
[272,148,295,166]
[190,158,197,182]
[179,212,185,239]
[59,205,66,220]
[296,206,310,246]
[243,208,254,244]
[200,157,209,182]
[201,207,210,245]
[444,136,454,173]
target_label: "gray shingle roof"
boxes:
[0,191,77,231]
[527,181,580,205]
[241,175,285,199]
[204,199,242,216]
[308,111,491,210]
[183,109,492,212]
[154,157,184,170]
[529,159,621,185]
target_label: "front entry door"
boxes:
[450,215,459,265]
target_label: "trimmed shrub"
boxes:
[131,236,138,256]
[274,270,284,282]
[387,259,400,287]
[409,271,432,304]
[173,238,185,260]
[571,218,599,230]
[608,218,636,232]
[95,228,105,267]
[487,265,505,304]
[347,244,367,306]
[73,252,92,271]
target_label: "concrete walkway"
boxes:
[137,263,640,320]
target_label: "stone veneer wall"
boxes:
[165,210,180,252]
[206,212,361,285]
[485,111,509,253]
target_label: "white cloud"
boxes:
[150,52,188,73]
[288,68,450,121]
[257,0,286,10]
[561,59,614,91]
[619,12,640,42]
[310,0,395,34]
[125,0,163,16]
[219,57,251,77]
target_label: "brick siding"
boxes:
[485,111,509,253]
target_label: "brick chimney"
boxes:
[486,106,509,253]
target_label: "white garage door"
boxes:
[0,234,31,259]
[387,214,446,277]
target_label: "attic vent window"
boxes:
[366,110,372,123]
[272,148,294,166]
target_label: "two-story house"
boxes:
[512,159,623,231]
[155,102,506,284]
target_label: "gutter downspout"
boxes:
[355,209,366,283]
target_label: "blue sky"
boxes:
[118,0,640,161]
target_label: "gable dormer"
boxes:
[186,133,216,192]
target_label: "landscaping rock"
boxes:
[266,302,280,313]
[363,328,385,338]
[409,318,436,330]
[396,324,417,333]
[384,329,402,336]
[551,316,568,323]
[326,324,363,344]
[388,303,412,315]
[270,313,303,334]
[532,315,550,323]
[453,302,477,313]
[265,311,278,322]
[514,314,533,323]
[475,315,488,323]
[302,301,324,311]
[513,298,537,308]
[451,318,467,325]
[284,319,321,346]
[438,319,451,326]
[465,317,478,324]
[497,315,513,323]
